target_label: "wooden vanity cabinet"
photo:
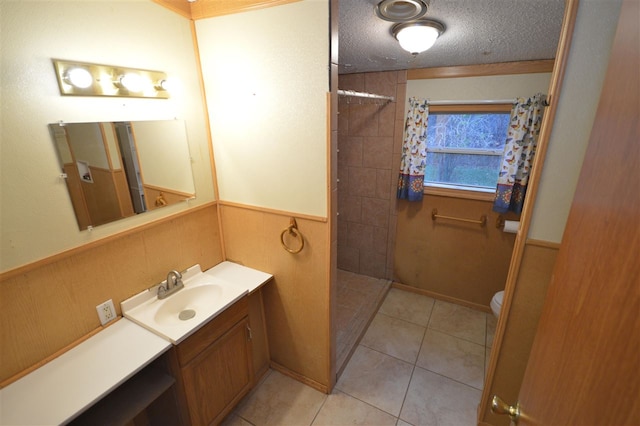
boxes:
[247,288,270,384]
[169,296,254,426]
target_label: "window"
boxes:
[425,104,512,193]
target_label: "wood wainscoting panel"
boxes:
[82,167,123,227]
[63,163,91,230]
[113,169,135,218]
[394,194,518,308]
[144,185,194,212]
[0,204,223,383]
[482,242,559,426]
[219,204,331,390]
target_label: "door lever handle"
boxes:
[491,395,521,424]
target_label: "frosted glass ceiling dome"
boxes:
[392,19,445,55]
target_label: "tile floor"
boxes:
[335,270,391,376]
[224,286,497,426]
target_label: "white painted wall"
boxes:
[196,0,329,217]
[66,123,109,170]
[0,1,212,271]
[132,121,195,194]
[528,0,622,243]
[407,73,552,103]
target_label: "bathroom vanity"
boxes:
[0,261,272,425]
[122,260,272,425]
[169,295,252,425]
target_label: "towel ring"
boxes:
[280,218,304,254]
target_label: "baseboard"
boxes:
[391,282,492,313]
[269,361,329,394]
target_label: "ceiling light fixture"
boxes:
[376,0,429,22]
[392,19,444,55]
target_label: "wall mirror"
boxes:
[49,119,196,230]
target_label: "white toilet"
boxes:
[491,290,504,318]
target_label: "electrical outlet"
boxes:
[96,299,116,325]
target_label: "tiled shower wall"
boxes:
[337,71,407,279]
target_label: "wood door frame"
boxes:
[477,0,580,421]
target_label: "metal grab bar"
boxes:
[431,209,487,227]
[280,217,305,254]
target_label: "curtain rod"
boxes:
[427,96,550,106]
[338,89,395,102]
[427,99,516,105]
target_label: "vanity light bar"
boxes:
[52,59,170,99]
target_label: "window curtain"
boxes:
[493,93,546,213]
[397,97,429,201]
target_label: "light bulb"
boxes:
[156,78,176,92]
[119,73,147,92]
[65,67,93,89]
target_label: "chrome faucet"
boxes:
[157,269,184,299]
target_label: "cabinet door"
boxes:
[182,318,252,426]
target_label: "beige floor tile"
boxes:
[311,390,397,426]
[336,345,413,417]
[235,370,326,426]
[486,313,497,348]
[416,329,485,390]
[234,287,492,426]
[378,288,435,326]
[428,300,486,345]
[361,313,426,363]
[400,367,481,426]
[485,346,493,377]
[221,413,253,426]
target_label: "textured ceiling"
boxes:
[338,0,566,74]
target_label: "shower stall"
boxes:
[335,71,406,375]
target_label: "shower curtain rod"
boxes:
[338,89,395,102]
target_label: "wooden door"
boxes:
[510,1,639,424]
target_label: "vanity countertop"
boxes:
[0,261,273,425]
[204,261,273,293]
[0,318,171,425]
[121,261,273,344]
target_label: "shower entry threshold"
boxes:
[335,269,391,380]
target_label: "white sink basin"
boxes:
[121,264,249,344]
[154,284,224,326]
